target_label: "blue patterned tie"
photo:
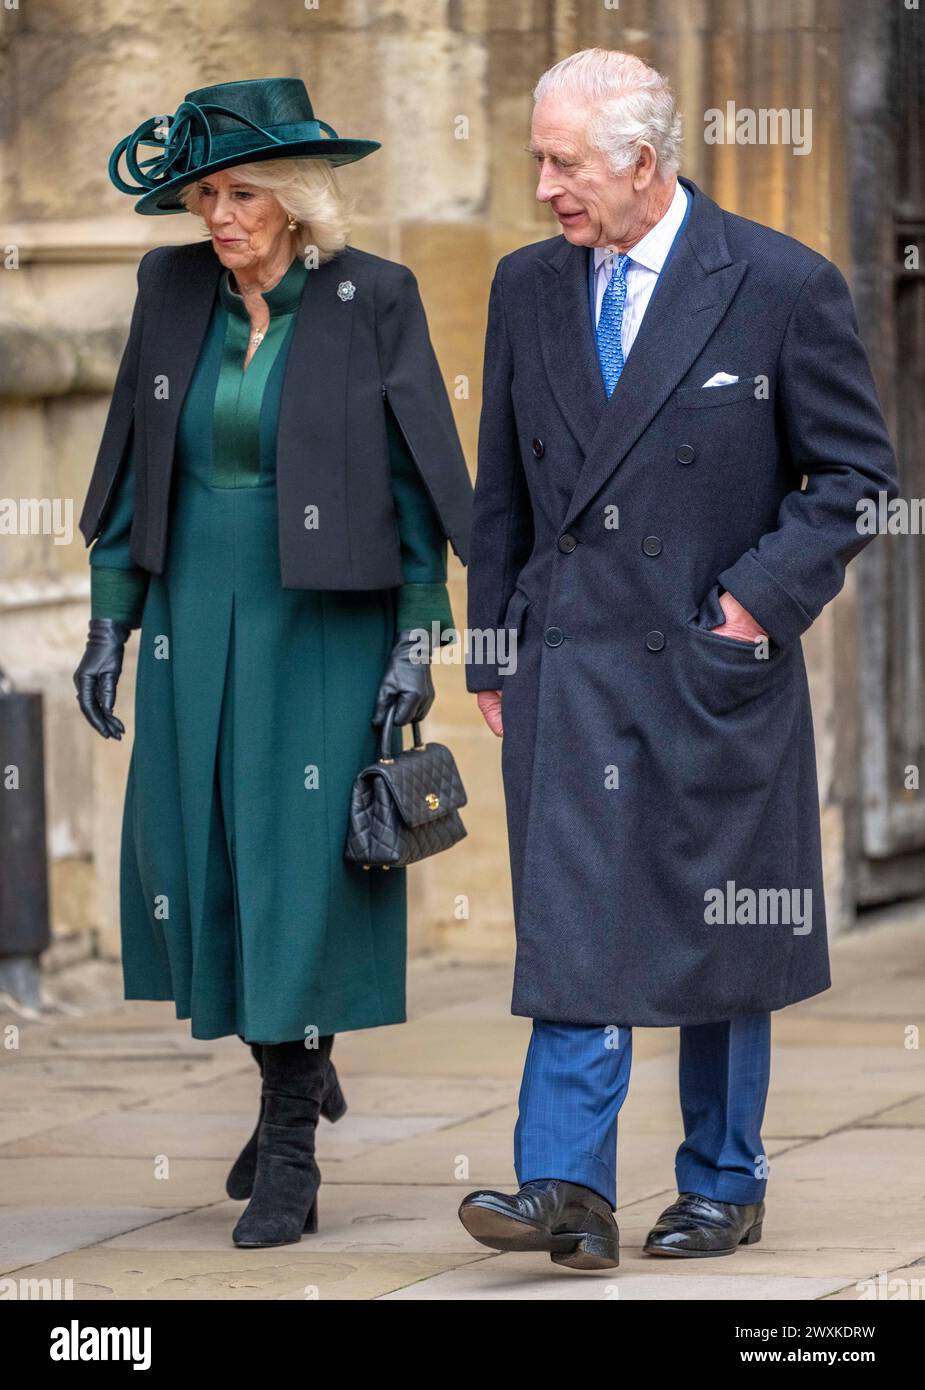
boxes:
[595,252,630,397]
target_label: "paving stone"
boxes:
[857,1097,925,1127]
[130,1070,516,1118]
[0,1157,231,1209]
[381,1257,852,1301]
[0,1206,183,1272]
[101,1184,500,1254]
[0,1246,489,1300]
[824,1262,925,1301]
[1,1108,461,1163]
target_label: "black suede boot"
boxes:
[226,1037,347,1201]
[232,1037,331,1248]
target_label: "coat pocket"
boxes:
[674,377,760,409]
[688,624,776,654]
[685,618,788,719]
[502,585,533,633]
[498,586,533,679]
[684,582,786,711]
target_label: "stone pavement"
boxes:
[1,900,924,1301]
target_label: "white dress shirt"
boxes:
[592,180,690,358]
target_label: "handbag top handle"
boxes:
[378,700,425,763]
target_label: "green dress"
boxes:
[89,254,455,1043]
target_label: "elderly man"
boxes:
[459,49,898,1270]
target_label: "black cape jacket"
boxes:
[79,240,472,587]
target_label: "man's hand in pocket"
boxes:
[712,590,768,643]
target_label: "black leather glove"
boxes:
[372,629,435,726]
[73,617,132,739]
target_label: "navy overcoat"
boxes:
[466,175,899,1027]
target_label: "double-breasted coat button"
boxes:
[642,536,662,556]
[544,626,564,647]
[645,630,666,652]
[531,438,545,458]
[676,443,695,465]
[558,533,578,553]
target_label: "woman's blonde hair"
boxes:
[178,157,353,263]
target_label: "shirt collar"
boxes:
[220,254,308,320]
[593,179,689,275]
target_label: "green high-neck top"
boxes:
[90,254,453,638]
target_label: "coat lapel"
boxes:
[546,179,748,536]
[273,251,358,578]
[144,243,221,496]
[536,238,607,456]
[275,250,354,484]
[276,251,354,448]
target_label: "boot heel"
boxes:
[303,1196,318,1233]
[740,1222,762,1245]
[551,1233,620,1271]
[321,1082,347,1124]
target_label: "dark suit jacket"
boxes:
[79,241,472,588]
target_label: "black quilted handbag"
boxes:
[344,700,468,869]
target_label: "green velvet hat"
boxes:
[108,77,380,215]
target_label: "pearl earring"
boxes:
[287,216,298,230]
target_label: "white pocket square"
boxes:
[702,372,740,388]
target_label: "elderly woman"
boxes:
[74,78,472,1249]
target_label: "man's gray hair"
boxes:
[533,49,682,178]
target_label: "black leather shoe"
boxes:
[644,1192,765,1257]
[458,1179,619,1270]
